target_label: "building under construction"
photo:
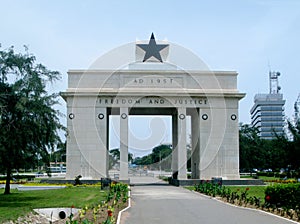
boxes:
[250,71,285,139]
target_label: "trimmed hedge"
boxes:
[265,183,300,209]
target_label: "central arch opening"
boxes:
[108,109,192,184]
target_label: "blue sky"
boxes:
[1,0,300,156]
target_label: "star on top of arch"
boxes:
[137,33,169,63]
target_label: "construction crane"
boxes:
[295,94,300,123]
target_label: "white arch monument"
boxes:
[61,34,245,182]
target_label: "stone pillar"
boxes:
[119,107,129,181]
[95,107,108,178]
[199,108,214,180]
[106,109,110,178]
[66,102,81,179]
[177,107,187,180]
[191,109,200,179]
[199,105,228,179]
[66,99,109,179]
[172,113,178,178]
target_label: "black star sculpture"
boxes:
[137,33,168,62]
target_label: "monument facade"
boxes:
[61,34,245,181]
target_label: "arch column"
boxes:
[177,107,187,180]
[171,113,178,178]
[95,107,109,178]
[119,107,129,181]
[191,108,200,179]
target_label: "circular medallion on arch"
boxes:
[231,114,237,121]
[202,114,208,120]
[68,113,75,120]
[179,114,186,120]
[98,113,105,120]
[121,113,127,119]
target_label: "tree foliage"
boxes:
[108,148,133,169]
[239,122,300,176]
[286,120,300,170]
[50,140,66,163]
[0,46,64,194]
[133,144,172,170]
[239,124,262,170]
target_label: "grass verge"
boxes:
[186,185,266,200]
[225,186,266,199]
[0,186,106,223]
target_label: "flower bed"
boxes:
[193,181,300,222]
[69,182,129,224]
[264,179,298,184]
[265,183,300,210]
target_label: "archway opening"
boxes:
[108,111,192,183]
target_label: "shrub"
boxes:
[194,181,223,197]
[74,175,82,186]
[265,183,300,209]
[265,179,297,184]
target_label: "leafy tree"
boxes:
[110,148,120,160]
[267,136,289,171]
[133,144,172,170]
[0,46,64,194]
[239,123,296,174]
[108,148,133,169]
[108,148,119,169]
[239,124,264,171]
[134,154,153,166]
[287,120,300,172]
[50,140,66,163]
[151,144,172,163]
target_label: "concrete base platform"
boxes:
[169,178,265,186]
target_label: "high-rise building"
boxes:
[250,71,285,139]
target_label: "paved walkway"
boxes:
[121,177,297,224]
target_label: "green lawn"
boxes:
[226,186,266,199]
[257,176,279,181]
[0,186,106,223]
[186,185,266,200]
